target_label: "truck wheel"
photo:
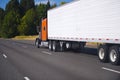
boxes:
[60,41,66,52]
[66,42,71,50]
[48,41,53,51]
[52,41,58,52]
[79,42,86,50]
[35,38,40,48]
[109,46,120,65]
[98,45,109,62]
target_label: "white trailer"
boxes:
[35,0,120,65]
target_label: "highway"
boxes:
[0,38,120,80]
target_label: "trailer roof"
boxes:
[48,0,79,12]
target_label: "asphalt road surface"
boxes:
[0,38,120,80]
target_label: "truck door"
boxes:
[41,18,48,41]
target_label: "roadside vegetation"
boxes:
[12,35,38,40]
[0,0,67,38]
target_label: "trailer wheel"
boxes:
[48,41,53,51]
[52,41,59,52]
[66,42,71,50]
[35,38,40,48]
[60,41,66,52]
[109,46,120,65]
[79,42,86,50]
[98,45,109,62]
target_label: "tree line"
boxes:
[0,0,66,38]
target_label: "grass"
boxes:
[12,35,38,40]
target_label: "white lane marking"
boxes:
[102,67,120,74]
[3,54,7,58]
[42,51,52,55]
[24,77,30,80]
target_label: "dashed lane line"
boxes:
[24,77,30,80]
[3,54,7,58]
[102,67,120,74]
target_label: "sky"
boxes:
[0,0,73,9]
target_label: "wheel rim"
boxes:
[53,43,55,50]
[99,48,105,60]
[110,49,117,62]
[49,43,51,49]
[49,44,51,49]
[66,43,69,49]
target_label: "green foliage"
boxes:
[5,0,20,14]
[51,3,57,9]
[35,4,46,25]
[46,1,51,10]
[18,8,37,35]
[20,0,35,14]
[1,11,20,38]
[0,8,5,37]
[1,0,21,38]
[0,0,66,38]
[45,1,51,17]
[60,1,67,5]
[35,1,51,26]
[0,8,4,20]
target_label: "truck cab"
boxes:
[35,18,48,48]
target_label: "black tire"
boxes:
[59,41,66,52]
[48,41,53,51]
[65,42,72,51]
[109,46,120,65]
[98,45,109,62]
[52,41,59,52]
[35,38,40,48]
[79,42,86,50]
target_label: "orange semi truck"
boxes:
[35,0,120,65]
[35,18,48,46]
